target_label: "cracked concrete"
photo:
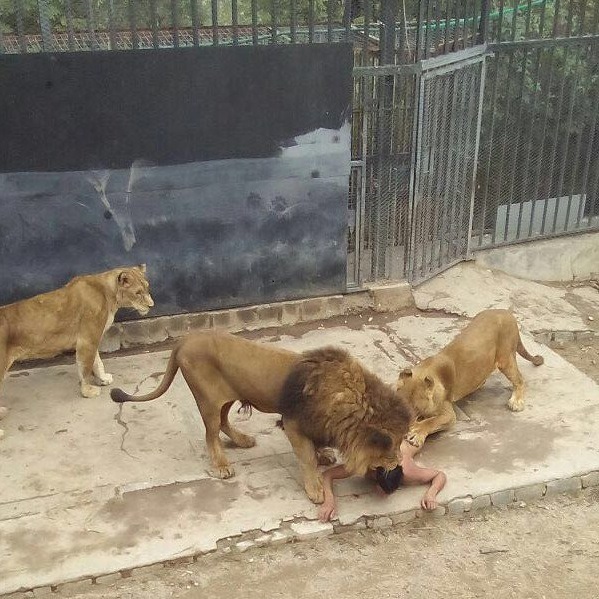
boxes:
[1,263,599,595]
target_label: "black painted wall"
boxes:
[0,43,352,317]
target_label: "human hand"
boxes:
[318,500,337,523]
[420,491,438,511]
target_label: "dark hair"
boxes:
[375,465,404,494]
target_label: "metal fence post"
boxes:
[37,0,54,52]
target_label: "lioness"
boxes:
[279,347,412,503]
[397,309,543,448]
[0,265,153,438]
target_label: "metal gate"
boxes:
[350,46,487,287]
[408,46,487,283]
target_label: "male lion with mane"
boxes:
[279,347,413,504]
[0,265,153,438]
[397,309,543,449]
[111,331,338,479]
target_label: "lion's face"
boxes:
[396,369,437,417]
[116,265,154,315]
[345,426,401,476]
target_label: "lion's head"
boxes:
[343,425,402,476]
[396,368,439,417]
[116,264,154,315]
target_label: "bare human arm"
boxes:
[399,440,447,511]
[318,464,352,523]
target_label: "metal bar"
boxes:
[12,0,26,53]
[150,0,160,49]
[65,0,76,51]
[470,0,479,46]
[528,46,557,237]
[425,0,433,58]
[327,0,333,43]
[576,72,599,228]
[270,0,278,44]
[308,0,315,44]
[362,0,370,61]
[552,0,561,37]
[407,73,426,281]
[434,0,443,53]
[516,45,543,240]
[593,0,599,35]
[290,0,297,43]
[128,0,139,50]
[232,0,239,45]
[538,0,548,37]
[191,0,200,46]
[251,0,258,45]
[212,0,219,46]
[566,0,575,36]
[505,47,530,240]
[476,53,501,246]
[440,71,460,265]
[524,0,533,38]
[108,0,117,50]
[37,0,53,52]
[478,0,490,48]
[509,0,519,42]
[444,0,452,54]
[579,0,588,35]
[552,49,581,233]
[496,0,505,43]
[85,0,98,51]
[171,0,180,48]
[381,0,397,65]
[489,35,599,51]
[344,0,351,42]
[466,59,487,256]
[540,46,570,235]
[358,76,371,284]
[431,74,452,258]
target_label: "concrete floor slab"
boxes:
[1,266,599,595]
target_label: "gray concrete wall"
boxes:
[474,232,599,282]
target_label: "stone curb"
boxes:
[99,283,415,354]
[4,470,598,598]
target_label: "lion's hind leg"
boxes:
[498,353,525,412]
[220,402,256,449]
[282,418,324,504]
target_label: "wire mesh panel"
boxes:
[473,37,599,248]
[349,65,418,285]
[407,48,486,283]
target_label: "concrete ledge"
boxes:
[474,231,599,282]
[4,470,595,597]
[99,283,415,353]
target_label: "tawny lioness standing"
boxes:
[0,265,153,438]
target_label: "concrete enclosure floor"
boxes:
[1,262,599,595]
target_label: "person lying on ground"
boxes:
[317,439,447,523]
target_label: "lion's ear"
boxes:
[118,271,131,287]
[399,369,413,380]
[424,375,434,389]
[366,428,393,451]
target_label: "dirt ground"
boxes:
[56,489,599,599]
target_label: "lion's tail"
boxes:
[110,348,179,403]
[517,336,544,367]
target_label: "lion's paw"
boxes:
[507,397,525,412]
[316,447,337,466]
[81,383,101,398]
[96,373,114,386]
[210,464,236,479]
[0,406,8,421]
[305,477,325,504]
[406,430,425,448]
[234,434,256,449]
